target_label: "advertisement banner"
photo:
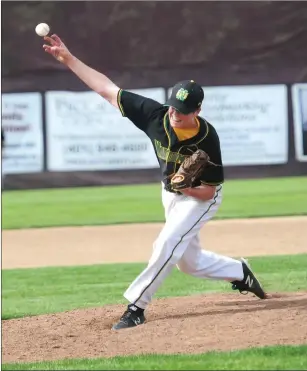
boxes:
[291,83,307,162]
[1,93,44,174]
[168,84,288,166]
[45,89,164,171]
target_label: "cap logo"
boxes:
[176,88,189,102]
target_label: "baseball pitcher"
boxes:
[43,35,268,330]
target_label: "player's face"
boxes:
[168,106,197,127]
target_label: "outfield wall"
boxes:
[2,83,307,190]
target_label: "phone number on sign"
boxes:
[63,143,149,154]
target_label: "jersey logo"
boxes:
[176,88,189,101]
[154,140,187,164]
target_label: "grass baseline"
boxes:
[2,345,307,370]
[2,176,307,229]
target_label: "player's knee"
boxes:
[153,235,184,263]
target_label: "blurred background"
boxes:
[1,0,307,190]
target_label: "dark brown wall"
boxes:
[2,1,307,93]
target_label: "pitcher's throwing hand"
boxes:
[43,34,73,64]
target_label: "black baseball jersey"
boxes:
[117,89,224,191]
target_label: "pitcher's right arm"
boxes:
[43,34,120,109]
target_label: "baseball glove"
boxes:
[170,149,214,191]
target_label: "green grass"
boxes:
[2,254,307,320]
[2,176,307,229]
[3,345,307,370]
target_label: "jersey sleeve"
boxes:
[199,129,224,185]
[199,164,224,186]
[117,89,163,132]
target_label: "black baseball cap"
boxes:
[164,80,204,114]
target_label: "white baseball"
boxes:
[35,23,50,37]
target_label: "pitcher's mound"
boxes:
[3,292,307,363]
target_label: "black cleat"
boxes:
[112,307,146,330]
[231,258,267,299]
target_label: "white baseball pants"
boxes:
[124,184,244,309]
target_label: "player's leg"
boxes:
[177,234,242,281]
[177,231,267,299]
[111,184,176,330]
[171,186,245,282]
[112,186,244,329]
[162,182,178,219]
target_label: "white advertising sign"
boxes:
[45,89,164,171]
[291,83,307,162]
[201,85,288,166]
[1,93,44,174]
[168,84,288,166]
